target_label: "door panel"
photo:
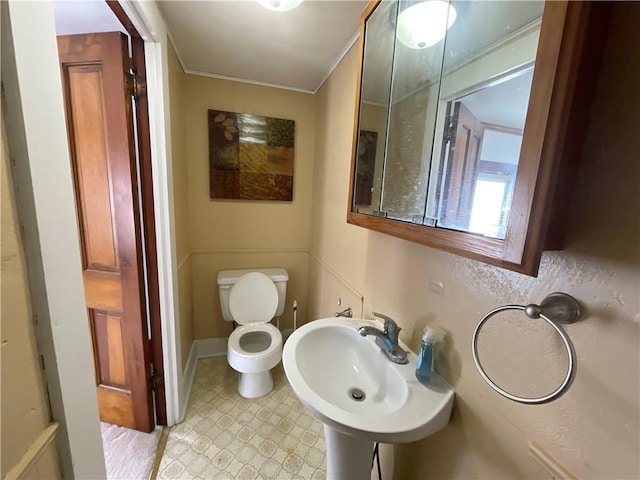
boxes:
[92,311,127,388]
[441,101,485,229]
[67,65,119,270]
[58,32,153,432]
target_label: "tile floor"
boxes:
[157,357,327,479]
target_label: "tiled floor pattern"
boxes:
[157,357,327,479]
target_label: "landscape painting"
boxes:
[208,109,295,201]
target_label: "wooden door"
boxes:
[57,32,154,432]
[440,101,485,229]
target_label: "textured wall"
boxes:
[1,101,52,477]
[309,3,639,478]
[169,40,191,265]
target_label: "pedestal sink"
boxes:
[282,317,455,479]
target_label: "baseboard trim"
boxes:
[195,337,228,358]
[179,338,227,421]
[529,442,576,480]
[179,342,197,422]
[5,422,59,479]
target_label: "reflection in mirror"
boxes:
[353,1,398,215]
[427,0,543,238]
[353,0,544,237]
[426,0,543,236]
[435,67,533,238]
[381,0,455,223]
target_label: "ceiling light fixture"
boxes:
[396,0,457,49]
[257,0,303,12]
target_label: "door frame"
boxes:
[118,0,183,426]
[2,0,181,477]
[107,0,167,426]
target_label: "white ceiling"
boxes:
[158,0,367,93]
[52,0,367,94]
[53,0,367,92]
[462,67,534,131]
[53,1,127,36]
[54,0,540,118]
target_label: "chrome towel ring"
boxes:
[472,292,581,404]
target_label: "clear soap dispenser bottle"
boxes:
[415,327,435,384]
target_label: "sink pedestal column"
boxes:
[324,425,374,479]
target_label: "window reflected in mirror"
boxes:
[435,66,532,238]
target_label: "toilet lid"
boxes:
[229,272,278,325]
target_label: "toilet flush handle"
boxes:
[335,307,353,318]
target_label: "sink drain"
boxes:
[349,387,366,402]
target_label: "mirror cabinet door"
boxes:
[380,0,453,224]
[432,1,543,238]
[348,0,610,275]
[353,1,398,215]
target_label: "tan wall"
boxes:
[1,105,58,477]
[310,4,639,479]
[168,39,194,371]
[183,74,316,338]
[169,40,191,265]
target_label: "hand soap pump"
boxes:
[415,327,435,384]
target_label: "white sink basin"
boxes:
[283,317,455,444]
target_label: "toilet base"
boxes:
[237,370,274,398]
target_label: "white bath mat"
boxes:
[101,422,162,480]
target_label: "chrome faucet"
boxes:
[335,307,353,318]
[358,312,408,364]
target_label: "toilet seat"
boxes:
[228,323,282,374]
[229,272,278,324]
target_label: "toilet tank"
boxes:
[217,268,288,322]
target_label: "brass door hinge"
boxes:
[150,368,164,391]
[444,115,456,143]
[125,71,147,100]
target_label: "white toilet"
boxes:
[217,268,288,398]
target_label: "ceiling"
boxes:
[51,0,538,104]
[158,1,366,93]
[53,1,127,36]
[52,0,366,94]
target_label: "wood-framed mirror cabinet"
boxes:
[347,0,611,276]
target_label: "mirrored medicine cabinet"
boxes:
[347,0,611,276]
